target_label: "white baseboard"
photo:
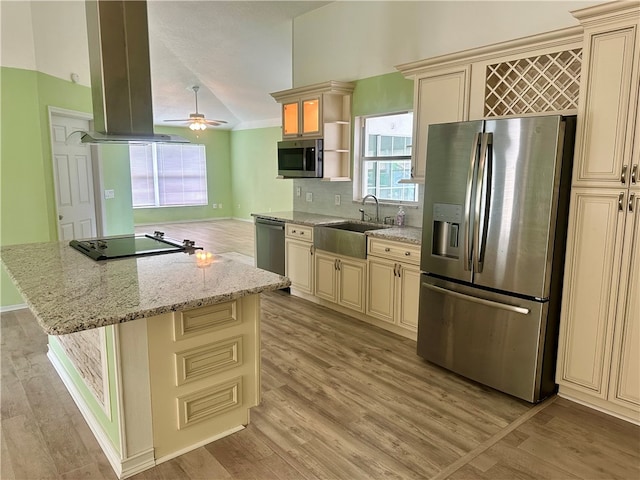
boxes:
[47,347,156,479]
[134,217,233,227]
[0,303,28,313]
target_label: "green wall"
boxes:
[352,71,414,117]
[100,144,135,236]
[133,126,232,225]
[0,67,94,306]
[230,126,292,219]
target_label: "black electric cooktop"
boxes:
[69,232,201,261]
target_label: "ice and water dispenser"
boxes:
[432,203,462,259]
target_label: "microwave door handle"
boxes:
[306,147,315,171]
[464,133,481,271]
[474,132,490,274]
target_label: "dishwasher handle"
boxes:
[256,218,285,230]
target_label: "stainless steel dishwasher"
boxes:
[255,217,285,275]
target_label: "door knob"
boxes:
[58,214,63,220]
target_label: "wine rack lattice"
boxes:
[484,49,582,117]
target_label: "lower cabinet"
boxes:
[314,249,366,313]
[367,239,421,332]
[285,239,314,294]
[556,188,639,422]
[146,297,261,460]
[285,223,314,294]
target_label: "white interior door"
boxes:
[51,114,98,240]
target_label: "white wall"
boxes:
[292,0,601,86]
[0,1,37,70]
[0,1,90,86]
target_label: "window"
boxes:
[129,144,208,208]
[359,111,416,203]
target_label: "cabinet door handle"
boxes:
[310,245,314,255]
[300,231,305,235]
[630,193,636,213]
[632,164,638,184]
[621,165,628,184]
[334,259,338,270]
[618,192,625,211]
[337,259,341,271]
[393,264,398,277]
[397,264,401,278]
[384,247,391,252]
[292,229,296,233]
[405,251,411,256]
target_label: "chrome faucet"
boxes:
[360,194,379,223]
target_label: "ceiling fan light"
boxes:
[189,122,206,131]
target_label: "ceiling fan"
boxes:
[164,86,227,131]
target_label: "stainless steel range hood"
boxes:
[82,0,187,144]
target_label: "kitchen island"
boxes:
[0,241,289,479]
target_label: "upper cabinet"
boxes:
[555,1,640,425]
[396,27,584,184]
[403,66,470,183]
[272,81,355,181]
[571,4,640,188]
[282,97,321,137]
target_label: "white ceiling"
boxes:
[146,1,329,130]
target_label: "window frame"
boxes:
[129,143,208,209]
[354,110,417,205]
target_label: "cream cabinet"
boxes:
[571,10,640,188]
[271,81,355,181]
[395,65,470,183]
[285,223,314,295]
[314,249,366,313]
[557,188,639,422]
[609,191,640,412]
[147,298,261,460]
[281,96,321,138]
[556,1,640,424]
[366,238,421,332]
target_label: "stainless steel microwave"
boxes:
[277,139,323,178]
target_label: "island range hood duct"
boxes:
[81,0,187,144]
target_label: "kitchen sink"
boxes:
[323,222,385,234]
[314,221,389,259]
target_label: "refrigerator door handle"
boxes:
[474,132,491,273]
[422,282,531,315]
[464,132,481,271]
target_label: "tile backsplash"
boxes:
[292,179,424,227]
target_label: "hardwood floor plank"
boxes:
[2,415,59,479]
[0,352,32,420]
[516,418,640,478]
[60,462,109,480]
[544,398,640,456]
[466,442,581,480]
[0,428,16,480]
[171,446,232,480]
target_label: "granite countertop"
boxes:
[251,211,347,226]
[366,226,422,245]
[1,242,290,336]
[252,211,422,245]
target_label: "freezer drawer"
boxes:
[417,275,556,402]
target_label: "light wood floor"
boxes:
[2,220,639,479]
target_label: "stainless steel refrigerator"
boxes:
[417,115,576,403]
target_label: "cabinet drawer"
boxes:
[173,301,240,342]
[368,238,421,265]
[286,223,313,242]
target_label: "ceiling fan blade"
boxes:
[163,119,192,122]
[203,119,227,125]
